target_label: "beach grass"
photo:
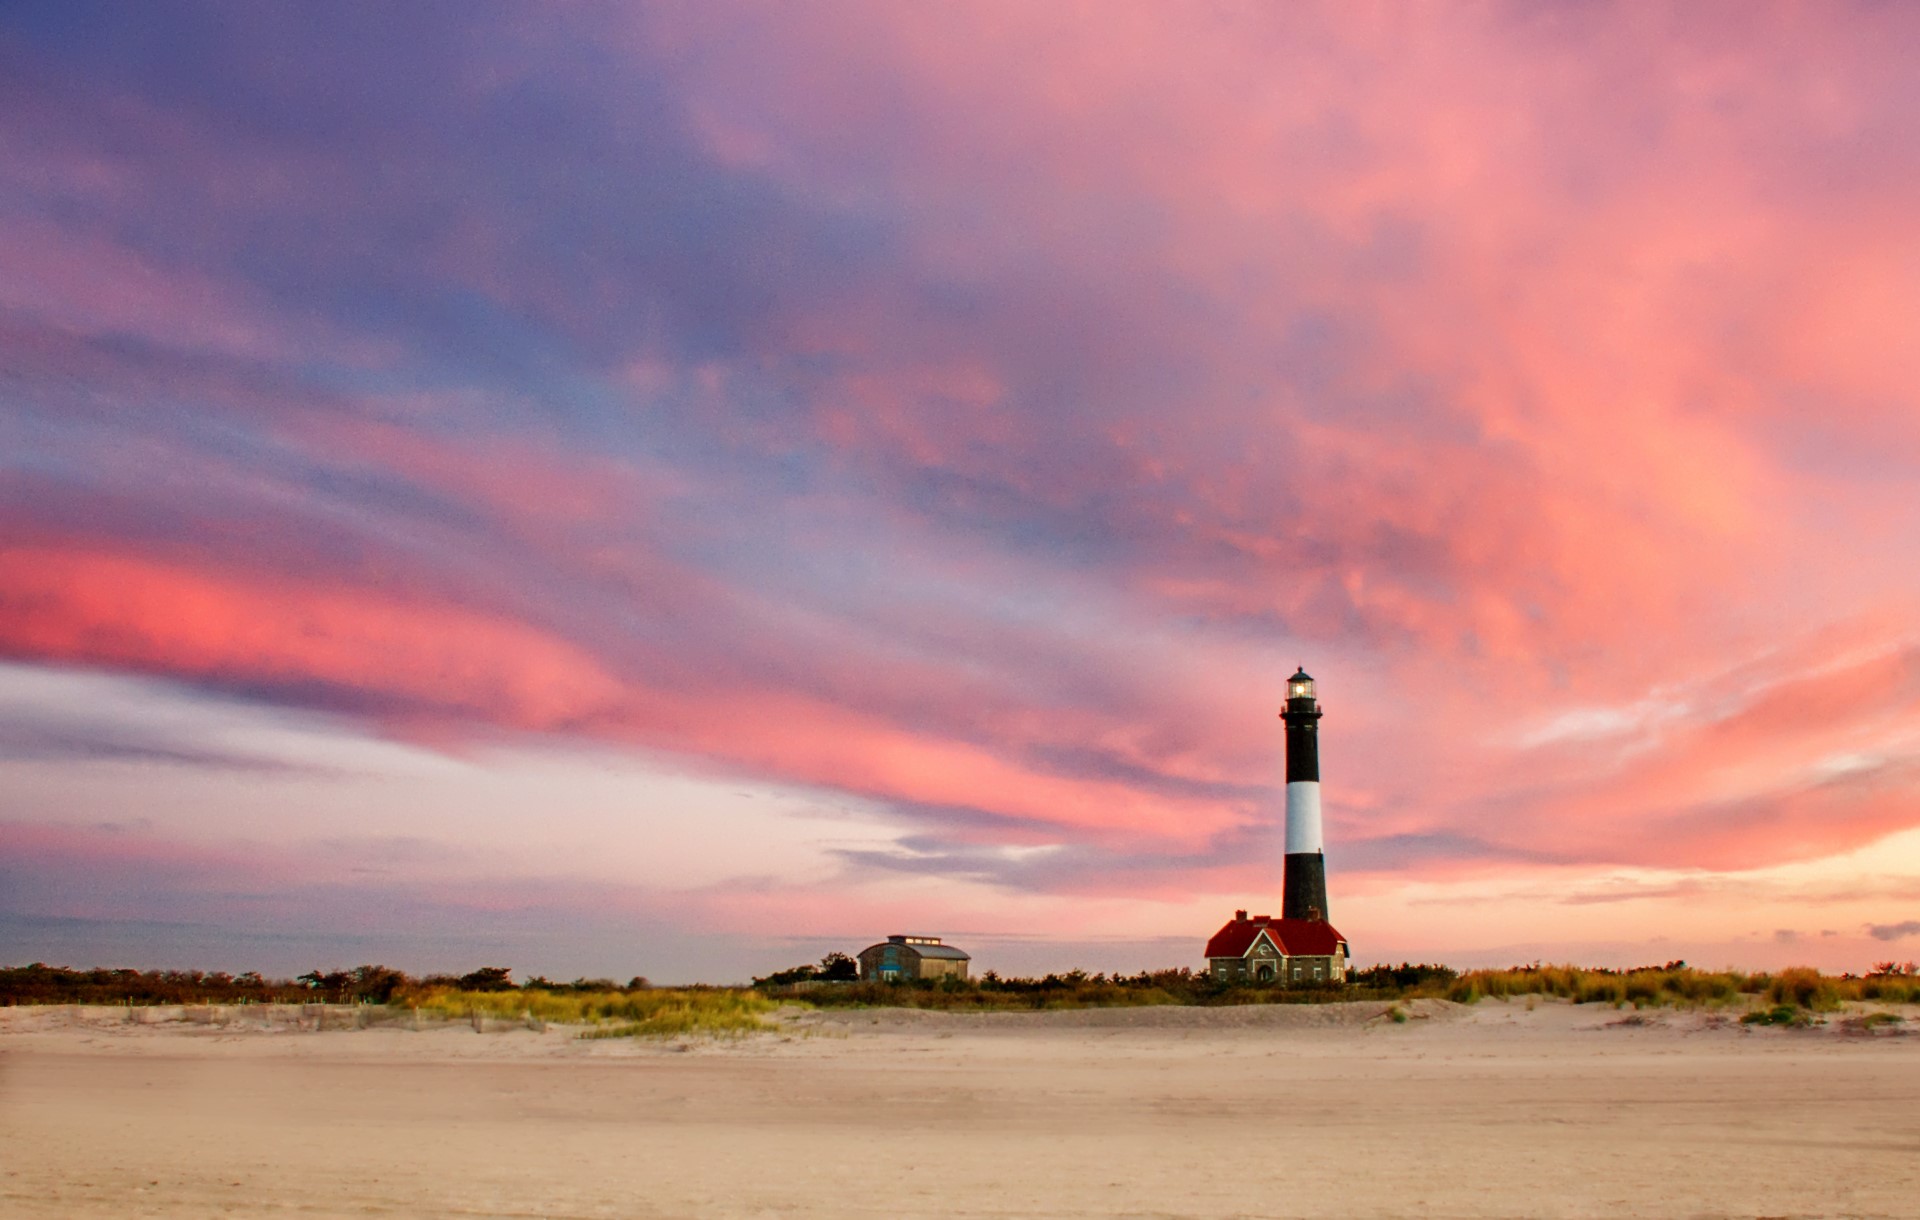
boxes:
[1426,963,1919,1010]
[757,962,1920,1013]
[400,985,786,1037]
[8,962,1916,1020]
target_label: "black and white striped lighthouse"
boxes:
[1280,667,1328,922]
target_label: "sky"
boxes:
[4,2,1920,983]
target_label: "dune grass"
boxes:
[399,985,786,1037]
[1434,964,1750,1007]
[758,962,1920,1014]
[11,962,1915,1022]
[1428,963,1920,1010]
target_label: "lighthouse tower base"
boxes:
[1282,852,1328,922]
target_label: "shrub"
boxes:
[1741,1004,1813,1028]
[456,966,516,992]
[753,951,862,987]
[1348,963,1457,991]
[1764,967,1841,1012]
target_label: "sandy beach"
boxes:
[3,999,1916,1219]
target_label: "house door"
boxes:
[1256,962,1275,982]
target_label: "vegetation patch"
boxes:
[573,994,782,1039]
[1763,967,1844,1013]
[754,963,1462,1011]
[1741,1004,1817,1028]
[1838,1012,1907,1036]
[406,985,785,1038]
[7,960,1917,1020]
[753,953,859,986]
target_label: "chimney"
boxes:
[1234,909,1248,922]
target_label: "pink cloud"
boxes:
[0,547,626,731]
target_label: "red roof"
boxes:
[1205,914,1347,959]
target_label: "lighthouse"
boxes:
[1201,667,1349,983]
[1280,667,1327,922]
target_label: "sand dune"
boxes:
[4,999,1916,1218]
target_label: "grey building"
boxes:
[857,934,971,981]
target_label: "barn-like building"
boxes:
[1204,910,1349,985]
[857,934,971,982]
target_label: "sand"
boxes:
[3,998,1917,1218]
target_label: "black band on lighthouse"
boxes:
[1283,717,1319,783]
[1283,854,1328,923]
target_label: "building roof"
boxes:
[1204,914,1346,959]
[908,943,971,961]
[860,940,971,961]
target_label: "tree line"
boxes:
[0,963,651,1006]
[8,957,1915,1009]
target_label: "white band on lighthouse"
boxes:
[1284,781,1323,855]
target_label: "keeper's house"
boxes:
[858,934,971,982]
[1204,910,1350,985]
